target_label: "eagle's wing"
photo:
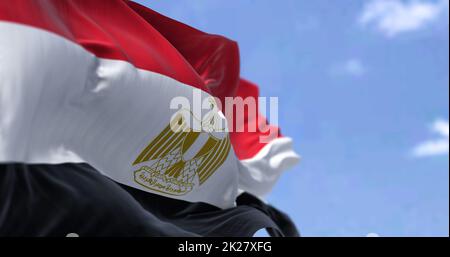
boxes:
[195,135,231,185]
[133,114,187,165]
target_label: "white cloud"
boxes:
[331,58,366,77]
[433,119,450,138]
[343,59,366,76]
[359,0,449,37]
[412,119,449,157]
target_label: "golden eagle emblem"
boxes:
[132,110,231,196]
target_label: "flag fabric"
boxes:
[0,0,300,236]
[0,163,298,236]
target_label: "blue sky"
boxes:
[137,0,449,236]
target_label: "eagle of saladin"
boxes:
[132,110,231,196]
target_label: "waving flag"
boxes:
[0,0,299,236]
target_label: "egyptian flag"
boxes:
[0,0,300,236]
